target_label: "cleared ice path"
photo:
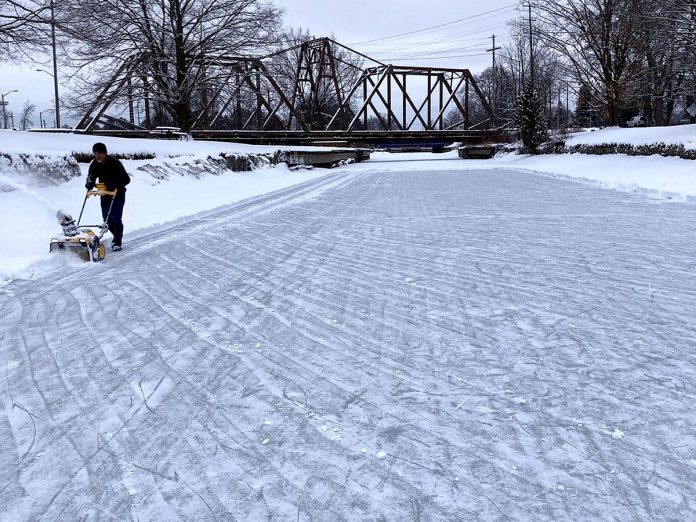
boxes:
[1,167,696,520]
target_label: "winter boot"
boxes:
[109,223,124,248]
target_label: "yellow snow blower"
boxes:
[49,183,118,262]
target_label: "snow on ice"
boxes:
[1,127,695,519]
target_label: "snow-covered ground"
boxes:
[1,128,695,519]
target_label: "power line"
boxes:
[367,35,511,59]
[358,22,512,50]
[351,4,517,45]
[357,26,513,61]
[377,53,490,62]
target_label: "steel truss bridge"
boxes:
[75,38,503,147]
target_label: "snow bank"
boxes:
[490,153,696,201]
[565,124,696,150]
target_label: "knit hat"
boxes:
[92,142,107,154]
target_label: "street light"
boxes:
[39,108,54,129]
[1,90,18,129]
[35,69,59,127]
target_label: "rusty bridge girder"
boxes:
[75,37,500,143]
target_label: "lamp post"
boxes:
[36,68,58,126]
[40,109,54,129]
[1,90,18,129]
[36,66,60,128]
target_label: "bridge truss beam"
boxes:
[75,37,499,139]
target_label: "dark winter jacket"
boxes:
[86,156,131,193]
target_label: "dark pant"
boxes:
[101,193,126,246]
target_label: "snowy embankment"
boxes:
[1,127,695,284]
[565,124,696,149]
[542,124,696,196]
[492,152,696,200]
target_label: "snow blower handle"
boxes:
[77,184,119,226]
[86,183,118,198]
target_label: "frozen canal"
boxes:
[1,166,695,520]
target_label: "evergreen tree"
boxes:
[515,82,548,153]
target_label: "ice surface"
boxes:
[1,166,695,519]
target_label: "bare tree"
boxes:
[19,99,35,129]
[63,0,282,131]
[628,1,684,124]
[0,0,56,59]
[631,0,696,124]
[533,0,645,126]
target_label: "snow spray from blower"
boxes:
[0,173,69,225]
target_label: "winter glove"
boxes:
[85,182,95,190]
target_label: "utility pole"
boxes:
[557,88,561,129]
[1,90,18,129]
[486,34,501,118]
[525,3,535,87]
[0,97,6,129]
[50,0,61,128]
[565,81,570,127]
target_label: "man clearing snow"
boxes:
[85,142,131,251]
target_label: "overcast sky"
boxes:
[276,0,518,67]
[1,0,519,127]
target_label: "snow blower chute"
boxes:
[49,183,118,262]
